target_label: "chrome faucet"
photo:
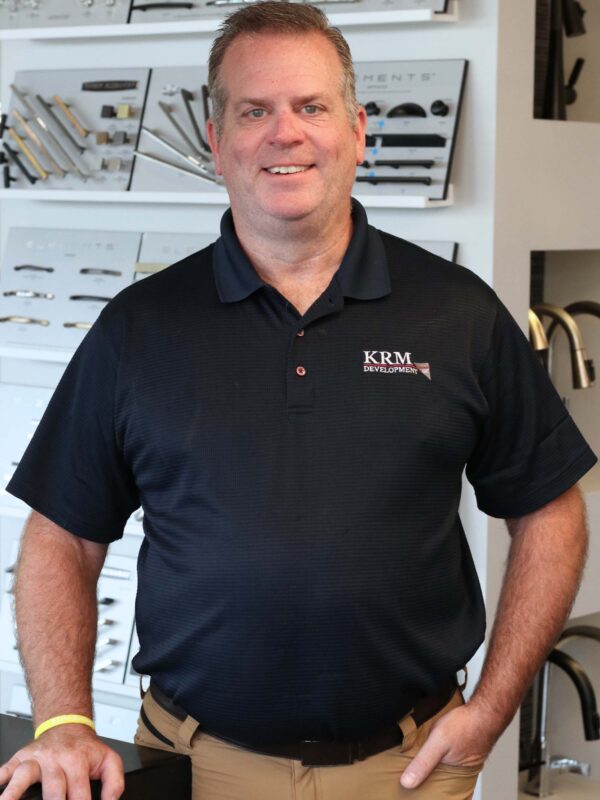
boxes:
[525,628,600,796]
[532,303,594,389]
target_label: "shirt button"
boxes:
[297,329,305,337]
[296,366,307,377]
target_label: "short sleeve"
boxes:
[6,313,139,542]
[466,297,597,518]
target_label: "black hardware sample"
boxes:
[386,102,427,118]
[430,99,449,116]
[365,133,447,148]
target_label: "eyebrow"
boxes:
[234,94,331,110]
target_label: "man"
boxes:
[0,3,595,799]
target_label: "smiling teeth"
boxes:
[267,165,309,174]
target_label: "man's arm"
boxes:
[400,484,588,789]
[0,511,125,800]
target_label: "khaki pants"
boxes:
[134,687,484,799]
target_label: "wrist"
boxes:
[34,714,96,740]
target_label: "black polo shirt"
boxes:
[7,200,596,745]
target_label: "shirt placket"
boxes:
[286,284,344,414]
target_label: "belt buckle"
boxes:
[300,739,364,767]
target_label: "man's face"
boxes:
[207,32,366,230]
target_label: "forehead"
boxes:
[219,31,344,98]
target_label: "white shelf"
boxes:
[0,4,458,40]
[0,344,73,363]
[0,185,454,208]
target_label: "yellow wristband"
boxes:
[34,714,95,740]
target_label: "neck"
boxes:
[231,201,354,295]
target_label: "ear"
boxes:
[206,118,223,176]
[355,105,367,165]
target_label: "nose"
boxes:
[268,109,305,147]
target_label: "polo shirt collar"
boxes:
[213,198,391,304]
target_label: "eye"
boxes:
[303,105,319,115]
[247,108,265,119]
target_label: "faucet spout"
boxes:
[548,649,600,740]
[531,303,593,389]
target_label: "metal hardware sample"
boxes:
[80,268,122,277]
[181,88,210,153]
[356,175,432,185]
[134,149,223,185]
[14,264,55,273]
[82,81,138,92]
[69,295,111,303]
[387,102,427,118]
[7,127,49,181]
[35,94,87,154]
[132,2,195,8]
[158,101,210,161]
[93,658,121,673]
[0,316,49,326]
[10,108,66,178]
[362,160,435,169]
[141,127,214,174]
[63,322,93,330]
[2,144,37,184]
[365,133,447,148]
[3,290,55,299]
[53,95,90,139]
[10,85,88,179]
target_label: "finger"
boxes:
[63,762,91,800]
[0,759,42,800]
[0,755,23,784]
[98,751,125,800]
[39,762,67,800]
[400,740,448,789]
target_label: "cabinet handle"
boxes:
[80,268,122,277]
[69,295,111,303]
[96,637,119,649]
[0,316,49,326]
[93,659,121,673]
[63,322,92,330]
[3,290,55,299]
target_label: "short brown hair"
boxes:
[207,1,359,138]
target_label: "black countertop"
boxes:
[0,714,190,799]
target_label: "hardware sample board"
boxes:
[356,59,467,200]
[130,66,222,193]
[135,231,216,280]
[4,69,150,191]
[0,228,141,350]
[0,0,130,30]
[0,0,451,31]
[128,0,451,25]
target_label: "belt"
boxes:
[149,676,458,766]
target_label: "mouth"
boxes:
[263,165,314,175]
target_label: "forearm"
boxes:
[468,485,588,737]
[14,512,107,725]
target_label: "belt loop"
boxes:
[457,665,468,691]
[177,715,202,750]
[397,711,418,752]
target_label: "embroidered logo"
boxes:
[362,351,431,380]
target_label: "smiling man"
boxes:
[0,3,596,800]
